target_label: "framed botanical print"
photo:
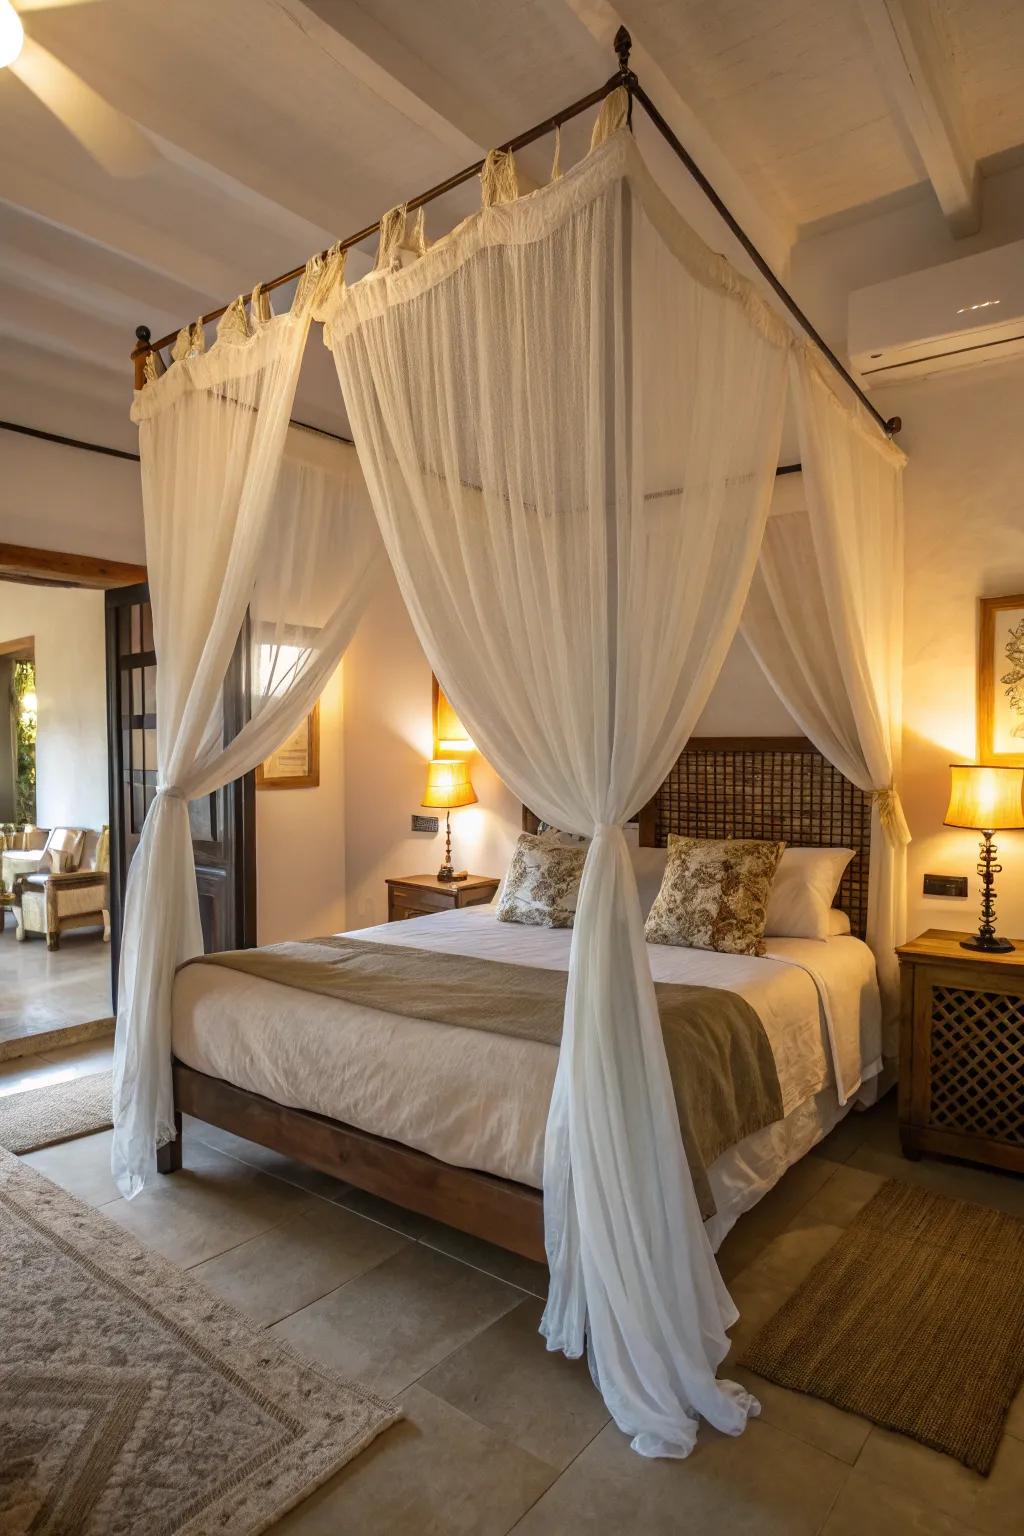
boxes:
[978,594,1024,766]
[256,702,320,789]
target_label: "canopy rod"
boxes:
[132,71,625,378]
[132,28,901,443]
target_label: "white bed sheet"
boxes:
[172,906,882,1216]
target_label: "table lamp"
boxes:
[944,764,1024,952]
[422,759,477,882]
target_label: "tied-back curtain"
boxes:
[742,345,909,1038]
[115,260,382,1198]
[325,101,788,1456]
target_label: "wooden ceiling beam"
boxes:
[858,0,981,237]
[0,544,145,590]
[278,0,539,193]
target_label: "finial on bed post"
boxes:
[132,324,153,391]
[613,24,637,123]
[885,415,902,437]
[613,25,632,76]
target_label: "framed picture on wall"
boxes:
[978,594,1024,767]
[432,674,474,757]
[257,703,320,789]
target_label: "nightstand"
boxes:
[896,928,1024,1175]
[386,874,500,923]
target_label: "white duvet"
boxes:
[172,906,882,1196]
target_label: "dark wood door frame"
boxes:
[104,584,257,1010]
[0,542,146,590]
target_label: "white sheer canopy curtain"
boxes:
[742,346,909,1042]
[115,256,382,1198]
[325,95,789,1457]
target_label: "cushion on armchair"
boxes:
[38,827,87,874]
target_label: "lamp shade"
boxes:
[421,758,477,810]
[944,764,1024,831]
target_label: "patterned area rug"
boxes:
[0,1069,113,1153]
[0,1146,399,1533]
[742,1179,1024,1475]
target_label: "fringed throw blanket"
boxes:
[188,937,784,1217]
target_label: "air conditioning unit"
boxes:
[849,240,1024,382]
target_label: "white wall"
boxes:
[0,429,145,562]
[256,661,347,943]
[880,358,1024,939]
[0,581,109,831]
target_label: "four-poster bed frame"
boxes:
[133,31,884,1260]
[161,736,872,1263]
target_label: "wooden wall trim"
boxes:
[0,544,146,590]
[0,635,34,659]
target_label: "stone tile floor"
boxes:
[9,1040,1024,1535]
[0,921,112,1047]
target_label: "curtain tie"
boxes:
[872,785,911,846]
[156,785,186,802]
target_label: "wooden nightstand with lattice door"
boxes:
[896,929,1024,1174]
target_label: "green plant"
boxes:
[13,660,36,825]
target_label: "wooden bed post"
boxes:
[156,1111,183,1174]
[131,325,153,391]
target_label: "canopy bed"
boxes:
[117,31,908,1464]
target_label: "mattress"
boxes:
[172,905,883,1240]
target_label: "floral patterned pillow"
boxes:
[644,835,785,956]
[496,832,586,929]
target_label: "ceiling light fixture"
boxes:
[0,0,24,69]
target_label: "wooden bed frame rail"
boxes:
[167,1061,547,1262]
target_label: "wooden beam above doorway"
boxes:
[0,544,146,590]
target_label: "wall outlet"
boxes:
[411,813,439,833]
[923,873,968,898]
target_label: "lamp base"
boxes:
[960,934,1015,954]
[436,809,455,882]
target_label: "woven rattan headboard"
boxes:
[637,737,871,939]
[521,735,872,940]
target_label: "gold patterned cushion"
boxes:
[496,832,586,929]
[644,835,785,956]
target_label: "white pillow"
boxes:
[765,847,855,941]
[827,908,852,936]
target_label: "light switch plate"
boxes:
[411,813,439,833]
[923,873,968,898]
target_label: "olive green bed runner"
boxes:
[190,936,783,1218]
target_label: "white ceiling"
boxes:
[0,0,1020,453]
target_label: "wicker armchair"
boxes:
[13,826,110,951]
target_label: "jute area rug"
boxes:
[0,1069,113,1153]
[742,1179,1024,1475]
[0,1145,399,1534]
